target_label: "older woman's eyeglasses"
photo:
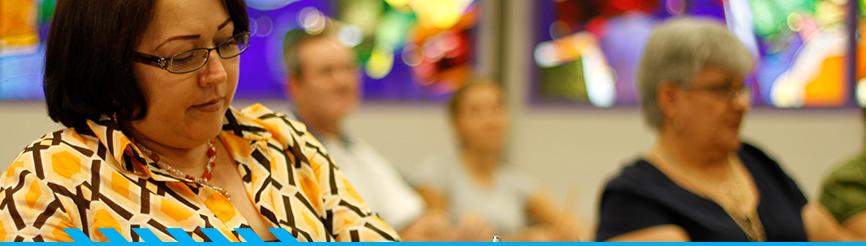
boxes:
[133,32,250,74]
[685,84,752,101]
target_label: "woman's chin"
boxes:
[186,121,223,143]
[721,137,742,153]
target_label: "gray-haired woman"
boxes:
[595,17,854,241]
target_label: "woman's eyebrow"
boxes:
[217,18,232,30]
[153,34,200,52]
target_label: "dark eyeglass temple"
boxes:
[133,54,167,69]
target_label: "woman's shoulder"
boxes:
[229,104,324,148]
[228,104,334,169]
[738,141,808,206]
[230,104,309,139]
[600,158,697,207]
[738,142,776,164]
[603,158,667,192]
[4,127,99,183]
[405,154,457,188]
[738,141,797,181]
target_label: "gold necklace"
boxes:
[719,157,765,242]
[652,147,765,241]
[135,140,231,201]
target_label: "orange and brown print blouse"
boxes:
[0,104,399,242]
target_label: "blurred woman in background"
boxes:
[410,79,581,242]
[595,17,853,242]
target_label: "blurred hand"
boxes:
[454,213,495,242]
[399,210,453,241]
[512,225,582,242]
[518,226,559,242]
[553,217,583,241]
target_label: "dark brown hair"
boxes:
[44,0,249,131]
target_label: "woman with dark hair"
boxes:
[0,0,398,242]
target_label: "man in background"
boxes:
[282,23,450,241]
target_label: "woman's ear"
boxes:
[656,81,680,121]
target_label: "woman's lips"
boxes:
[192,98,223,112]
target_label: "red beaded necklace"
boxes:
[135,140,230,199]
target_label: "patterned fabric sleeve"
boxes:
[286,119,400,242]
[243,104,400,242]
[312,151,400,242]
[0,149,75,242]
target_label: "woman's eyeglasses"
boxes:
[686,84,752,101]
[133,32,250,74]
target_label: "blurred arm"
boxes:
[803,203,862,241]
[520,191,582,241]
[605,225,690,242]
[842,212,866,239]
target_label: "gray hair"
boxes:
[637,17,754,130]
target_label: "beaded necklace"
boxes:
[135,140,231,200]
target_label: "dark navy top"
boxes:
[596,143,808,241]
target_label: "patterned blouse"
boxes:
[0,104,399,242]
